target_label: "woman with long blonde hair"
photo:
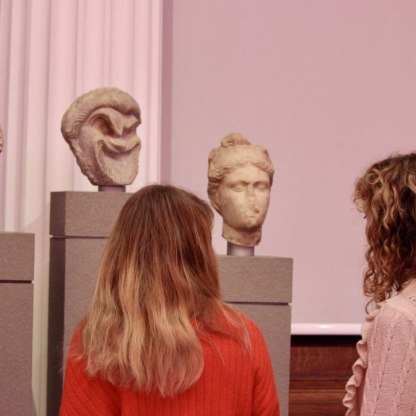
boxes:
[59,184,279,415]
[344,154,416,415]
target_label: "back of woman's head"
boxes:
[81,185,237,396]
[354,153,416,302]
[103,184,219,316]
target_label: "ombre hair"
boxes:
[80,184,249,396]
[354,153,416,304]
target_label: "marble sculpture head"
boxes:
[61,87,141,186]
[207,133,274,247]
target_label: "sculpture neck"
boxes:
[222,223,261,247]
[98,185,126,192]
[227,242,254,256]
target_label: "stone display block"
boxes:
[0,233,34,416]
[0,233,34,281]
[48,236,107,416]
[218,255,292,302]
[48,192,293,416]
[218,255,293,416]
[48,191,131,416]
[50,191,131,237]
[0,284,34,415]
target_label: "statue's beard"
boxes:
[75,139,141,186]
[96,142,140,185]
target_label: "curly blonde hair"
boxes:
[354,153,416,303]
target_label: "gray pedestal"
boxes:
[47,191,131,416]
[0,233,35,416]
[48,192,292,416]
[219,255,292,416]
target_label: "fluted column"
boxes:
[0,1,162,414]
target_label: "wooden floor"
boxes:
[289,335,360,416]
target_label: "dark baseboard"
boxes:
[289,335,360,416]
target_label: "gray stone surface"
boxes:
[219,255,292,416]
[218,255,292,302]
[50,191,131,237]
[48,237,106,416]
[0,283,34,416]
[0,232,34,415]
[0,233,34,281]
[48,191,131,415]
[235,303,291,416]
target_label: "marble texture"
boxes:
[61,87,141,186]
[208,133,274,247]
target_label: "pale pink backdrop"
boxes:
[2,1,416,413]
[162,0,416,330]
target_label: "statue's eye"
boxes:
[231,183,246,192]
[92,117,114,136]
[256,182,270,191]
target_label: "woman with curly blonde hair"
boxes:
[59,184,279,416]
[344,153,416,415]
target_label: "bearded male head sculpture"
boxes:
[208,133,274,247]
[61,87,141,186]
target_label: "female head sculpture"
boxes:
[354,152,416,303]
[207,133,274,247]
[61,87,141,186]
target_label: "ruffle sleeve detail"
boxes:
[343,307,381,416]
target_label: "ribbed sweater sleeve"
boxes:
[344,281,416,416]
[360,299,416,416]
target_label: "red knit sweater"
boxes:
[59,316,280,416]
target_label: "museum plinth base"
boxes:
[0,232,35,416]
[47,191,293,416]
[218,255,292,416]
[47,191,131,416]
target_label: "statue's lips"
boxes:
[243,206,261,217]
[100,137,141,159]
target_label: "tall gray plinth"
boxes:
[218,256,292,416]
[48,191,292,416]
[0,233,35,416]
[47,191,131,416]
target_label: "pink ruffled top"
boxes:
[343,279,416,416]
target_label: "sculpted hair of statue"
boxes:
[80,184,250,397]
[207,133,274,209]
[61,87,141,147]
[354,153,416,304]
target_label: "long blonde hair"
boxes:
[80,184,249,396]
[354,153,416,303]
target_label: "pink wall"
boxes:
[162,0,416,328]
